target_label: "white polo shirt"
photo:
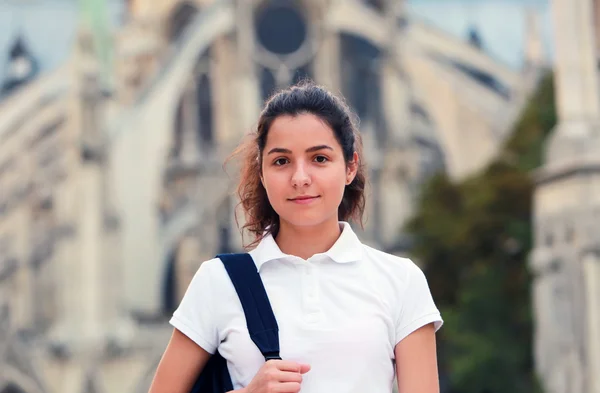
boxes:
[170,222,443,392]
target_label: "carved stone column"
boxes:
[211,35,237,148]
[532,1,600,390]
[233,0,261,135]
[583,251,600,393]
[312,2,341,90]
[380,0,410,145]
[546,0,600,162]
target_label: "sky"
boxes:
[407,0,553,68]
[0,0,553,81]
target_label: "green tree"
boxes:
[406,72,556,393]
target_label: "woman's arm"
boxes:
[148,329,212,393]
[394,323,440,393]
[149,328,307,393]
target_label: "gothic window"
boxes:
[255,1,307,55]
[339,33,384,143]
[260,67,277,102]
[162,249,178,315]
[218,227,232,254]
[168,2,198,42]
[217,198,233,254]
[171,99,184,158]
[171,49,213,158]
[196,73,213,147]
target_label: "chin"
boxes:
[279,211,336,229]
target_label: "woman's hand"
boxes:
[240,360,310,393]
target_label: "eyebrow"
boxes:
[267,145,334,155]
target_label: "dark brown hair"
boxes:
[230,81,367,249]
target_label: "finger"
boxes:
[277,371,302,383]
[272,360,304,373]
[298,363,311,374]
[275,382,302,393]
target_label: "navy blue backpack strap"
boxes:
[217,253,281,361]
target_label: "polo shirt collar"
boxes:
[251,222,363,271]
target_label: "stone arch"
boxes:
[325,0,525,180]
[110,0,236,315]
[327,0,519,90]
[160,44,218,316]
[167,1,200,42]
[169,47,214,161]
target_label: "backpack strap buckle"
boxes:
[264,352,282,361]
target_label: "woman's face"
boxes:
[261,113,358,230]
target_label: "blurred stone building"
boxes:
[0,0,544,392]
[530,0,600,392]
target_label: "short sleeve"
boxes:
[395,261,443,345]
[169,259,220,354]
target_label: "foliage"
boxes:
[405,72,556,393]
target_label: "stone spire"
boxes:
[523,8,547,72]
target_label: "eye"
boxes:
[314,155,329,163]
[273,157,289,166]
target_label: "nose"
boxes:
[291,161,311,188]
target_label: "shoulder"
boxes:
[185,257,234,297]
[191,257,224,280]
[360,244,426,286]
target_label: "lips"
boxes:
[288,195,320,204]
[290,195,318,200]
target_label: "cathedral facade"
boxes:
[530,0,600,392]
[0,0,542,392]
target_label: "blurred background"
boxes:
[0,0,595,392]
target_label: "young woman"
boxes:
[149,82,443,393]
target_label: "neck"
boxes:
[275,217,342,260]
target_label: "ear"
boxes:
[346,151,359,185]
